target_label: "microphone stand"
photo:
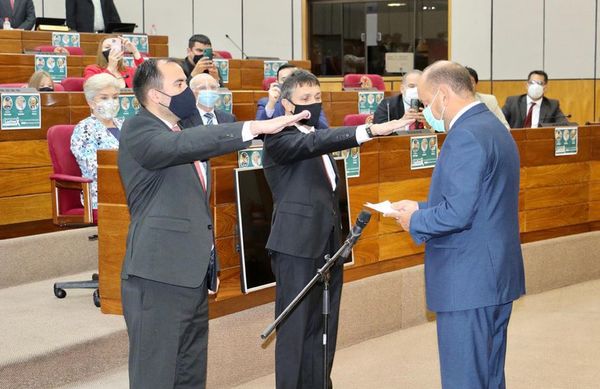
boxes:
[261,236,356,389]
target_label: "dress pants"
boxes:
[270,240,343,389]
[122,275,209,389]
[435,302,514,389]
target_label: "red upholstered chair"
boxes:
[215,50,232,59]
[61,77,86,91]
[262,76,277,91]
[343,74,386,91]
[47,124,100,307]
[34,45,84,56]
[343,114,371,126]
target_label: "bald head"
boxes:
[421,61,474,97]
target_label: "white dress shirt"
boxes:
[91,0,105,32]
[198,108,219,125]
[526,95,543,128]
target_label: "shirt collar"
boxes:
[526,95,543,106]
[198,107,215,117]
[449,101,482,130]
[295,123,315,133]
[157,115,176,129]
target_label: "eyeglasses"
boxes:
[527,80,545,86]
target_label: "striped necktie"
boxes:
[204,112,214,125]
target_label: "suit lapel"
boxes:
[519,95,528,125]
[539,98,550,123]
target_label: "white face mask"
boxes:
[527,83,544,100]
[403,87,419,103]
[94,98,120,120]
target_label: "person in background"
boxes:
[187,73,236,125]
[84,36,144,88]
[502,70,568,128]
[70,73,122,210]
[66,0,121,33]
[256,64,329,129]
[0,0,35,30]
[180,34,220,83]
[465,66,509,128]
[373,69,425,130]
[28,70,55,91]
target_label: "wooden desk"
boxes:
[96,125,600,317]
[224,60,310,90]
[0,53,97,83]
[0,30,169,57]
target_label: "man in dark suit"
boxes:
[502,70,568,128]
[387,61,526,388]
[256,63,329,129]
[118,58,309,389]
[188,73,236,125]
[66,0,121,33]
[373,69,425,130]
[0,0,35,30]
[262,69,413,389]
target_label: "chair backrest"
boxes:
[343,113,370,126]
[262,76,277,91]
[215,50,232,59]
[34,45,84,56]
[61,77,85,91]
[47,125,85,216]
[0,83,64,90]
[343,74,386,91]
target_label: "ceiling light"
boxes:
[388,2,406,6]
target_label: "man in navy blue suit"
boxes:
[256,64,329,129]
[386,61,526,389]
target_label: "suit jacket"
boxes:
[214,109,236,123]
[373,94,405,124]
[255,97,329,130]
[262,125,359,258]
[0,0,35,30]
[410,103,526,312]
[476,92,509,129]
[118,107,249,288]
[66,0,121,33]
[502,94,568,128]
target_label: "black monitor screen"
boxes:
[235,158,353,293]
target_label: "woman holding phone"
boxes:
[83,36,144,88]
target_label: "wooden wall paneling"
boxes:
[212,166,237,206]
[378,231,424,261]
[351,235,379,267]
[0,193,52,225]
[347,151,379,186]
[0,29,22,53]
[347,183,379,237]
[0,140,50,168]
[0,167,51,197]
[522,162,589,189]
[522,183,589,210]
[524,203,588,232]
[215,235,239,270]
[214,203,237,238]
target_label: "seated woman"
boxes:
[27,71,55,91]
[70,74,123,210]
[83,36,144,88]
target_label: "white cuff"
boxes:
[355,124,372,144]
[241,122,257,142]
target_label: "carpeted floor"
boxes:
[55,278,600,389]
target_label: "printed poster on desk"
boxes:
[117,95,140,119]
[358,91,384,114]
[1,93,41,130]
[332,148,360,178]
[263,60,287,78]
[122,34,149,53]
[52,32,80,47]
[213,59,229,83]
[35,54,67,82]
[555,127,578,156]
[214,90,233,114]
[238,148,263,169]
[410,135,438,170]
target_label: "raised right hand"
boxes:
[268,82,281,103]
[250,111,311,136]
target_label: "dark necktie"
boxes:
[204,112,214,125]
[522,102,536,128]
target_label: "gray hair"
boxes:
[280,69,320,102]
[402,69,423,86]
[189,73,219,91]
[83,73,122,102]
[423,61,474,95]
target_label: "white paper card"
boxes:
[365,201,395,215]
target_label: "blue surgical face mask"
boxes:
[197,90,220,109]
[422,89,446,133]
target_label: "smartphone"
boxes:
[203,48,213,60]
[410,98,423,111]
[110,39,122,53]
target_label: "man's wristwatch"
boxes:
[365,123,376,138]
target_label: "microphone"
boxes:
[225,34,248,59]
[340,210,371,259]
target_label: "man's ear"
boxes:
[148,89,162,105]
[281,98,294,114]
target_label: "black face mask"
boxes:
[192,54,203,65]
[102,49,111,62]
[292,102,322,128]
[157,87,198,120]
[38,87,54,92]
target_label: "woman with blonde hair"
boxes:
[27,71,55,91]
[83,36,143,88]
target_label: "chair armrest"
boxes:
[50,173,93,183]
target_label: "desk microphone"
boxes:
[340,210,371,259]
[225,34,248,59]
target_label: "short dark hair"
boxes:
[528,70,548,84]
[424,61,474,95]
[188,34,212,49]
[280,69,320,101]
[465,66,478,84]
[276,64,297,80]
[133,58,181,106]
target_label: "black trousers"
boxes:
[270,240,343,389]
[121,275,208,389]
